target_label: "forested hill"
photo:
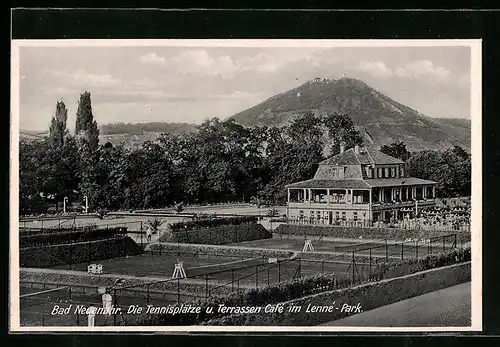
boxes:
[230,77,471,151]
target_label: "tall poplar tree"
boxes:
[75,91,100,210]
[48,100,68,149]
[75,91,100,153]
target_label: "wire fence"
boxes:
[19,230,462,326]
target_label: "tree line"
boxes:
[19,92,471,215]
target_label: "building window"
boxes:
[353,212,358,220]
[299,210,304,219]
[391,167,395,177]
[385,168,389,177]
[377,168,382,178]
[342,212,346,221]
[400,166,405,177]
[335,211,340,220]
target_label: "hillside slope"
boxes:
[230,77,471,151]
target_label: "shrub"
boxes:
[159,223,271,245]
[19,227,128,247]
[20,236,142,267]
[169,216,258,233]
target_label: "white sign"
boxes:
[172,262,187,279]
[268,257,278,263]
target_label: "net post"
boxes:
[401,242,404,260]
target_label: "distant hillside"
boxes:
[100,122,196,136]
[230,77,471,151]
[20,122,197,149]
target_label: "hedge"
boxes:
[203,261,471,326]
[132,247,470,326]
[150,242,295,259]
[19,227,128,247]
[160,223,271,245]
[170,216,258,232]
[275,224,471,243]
[20,236,142,268]
[19,268,232,297]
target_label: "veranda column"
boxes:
[287,189,291,203]
[327,189,331,204]
[369,189,372,223]
[432,186,436,199]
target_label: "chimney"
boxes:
[354,145,360,154]
[340,143,345,153]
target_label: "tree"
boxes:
[75,91,100,153]
[406,146,471,198]
[48,100,68,150]
[75,91,101,208]
[322,113,363,155]
[380,142,411,161]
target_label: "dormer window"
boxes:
[365,166,373,178]
[390,167,396,177]
[329,167,337,178]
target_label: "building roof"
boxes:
[364,177,437,188]
[285,177,436,189]
[319,147,404,166]
[285,179,371,189]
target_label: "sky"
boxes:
[17,44,472,131]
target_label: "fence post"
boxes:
[113,289,117,326]
[352,251,355,284]
[430,239,432,255]
[401,242,404,260]
[140,221,143,249]
[321,261,324,273]
[177,278,180,304]
[147,285,150,305]
[454,234,457,249]
[267,269,270,286]
[205,275,209,298]
[298,258,302,278]
[278,261,281,282]
[442,236,445,252]
[232,270,235,291]
[385,240,388,262]
[369,248,372,278]
[255,265,259,289]
[416,240,419,259]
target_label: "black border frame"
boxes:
[8,7,500,347]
